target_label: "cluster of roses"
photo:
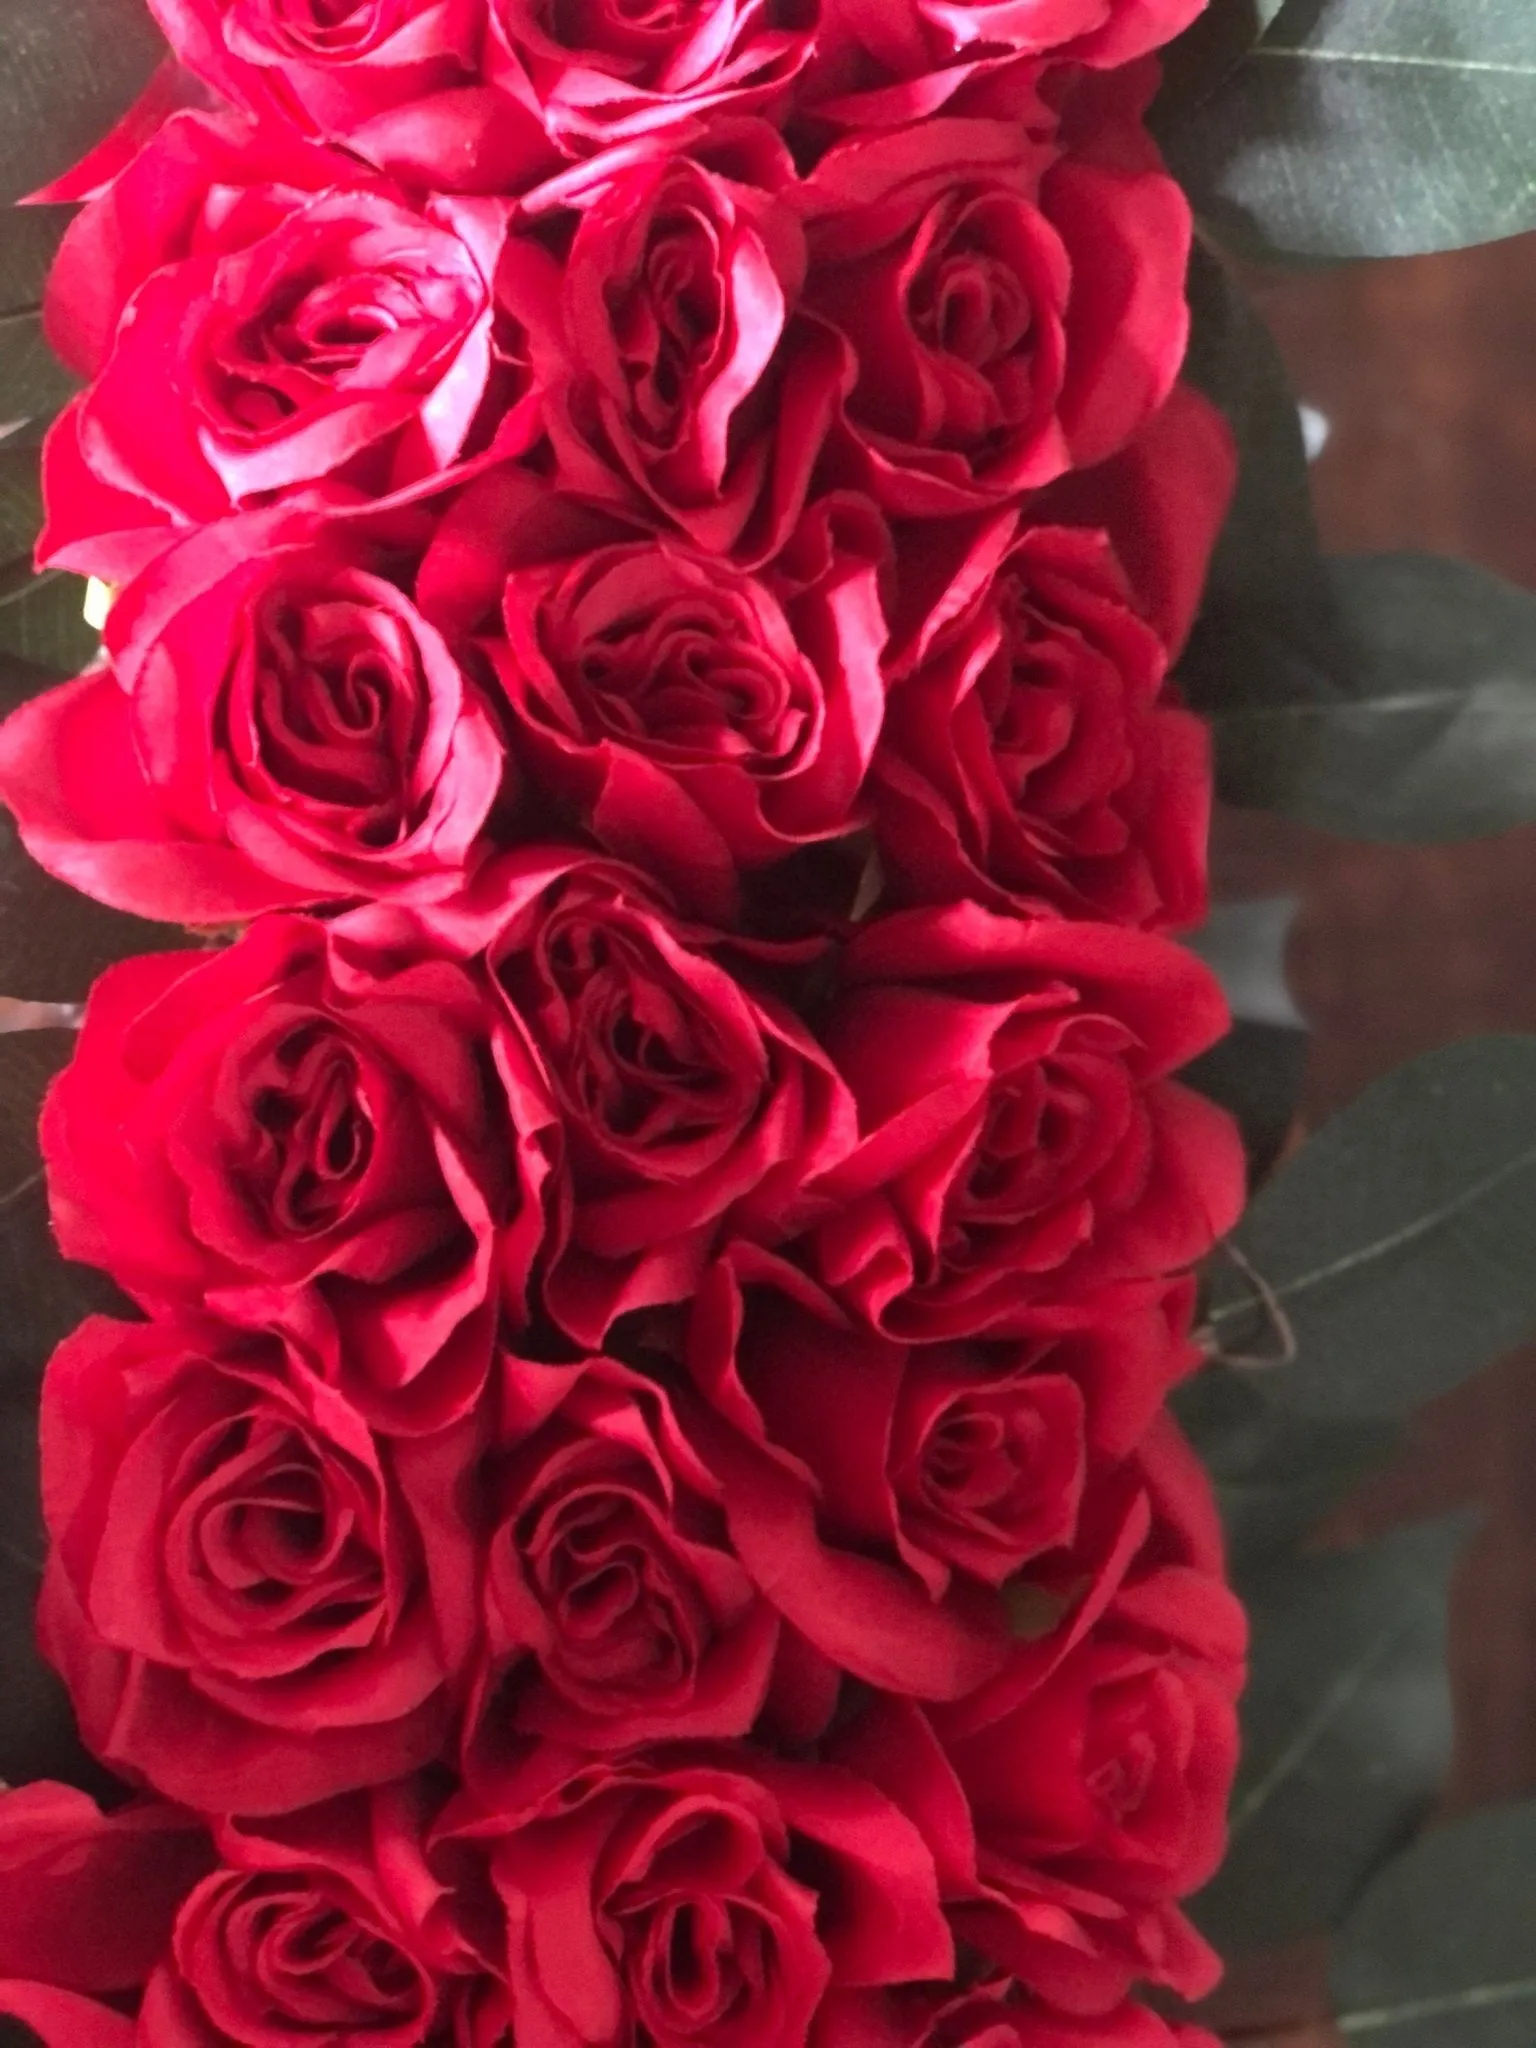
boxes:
[0,0,1250,2041]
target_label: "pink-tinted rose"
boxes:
[138,1786,493,2044]
[507,125,846,563]
[369,846,857,1344]
[485,0,818,151]
[39,1316,481,1811]
[443,1741,953,2048]
[870,508,1212,929]
[471,1349,784,1751]
[41,111,520,585]
[682,1249,1200,1696]
[0,1784,211,1996]
[0,519,508,928]
[805,903,1244,1341]
[797,109,1190,513]
[42,917,557,1430]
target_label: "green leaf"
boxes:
[1208,1035,1536,1418]
[0,207,69,320]
[0,0,166,208]
[0,308,77,431]
[0,568,97,675]
[1333,1800,1536,2042]
[1195,1517,1463,1956]
[0,446,42,567]
[1177,245,1349,722]
[1172,1365,1397,1586]
[1164,0,1536,261]
[1153,0,1288,128]
[1214,554,1536,837]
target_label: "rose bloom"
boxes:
[137,1788,493,2046]
[441,1740,953,2048]
[815,1980,1223,2047]
[683,1248,1199,1698]
[871,506,1216,932]
[40,110,522,585]
[470,1349,786,1752]
[366,846,857,1344]
[484,0,818,152]
[38,1316,480,1812]
[42,916,557,1431]
[796,102,1190,514]
[0,519,507,928]
[506,124,846,563]
[805,903,1244,1342]
[416,469,889,919]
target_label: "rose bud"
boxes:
[797,111,1189,514]
[41,111,521,586]
[805,903,1245,1342]
[0,519,507,929]
[38,1318,481,1811]
[41,916,558,1431]
[441,1741,953,2048]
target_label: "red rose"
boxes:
[797,113,1190,513]
[42,916,557,1431]
[815,1980,1220,2047]
[0,1784,211,1996]
[366,847,857,1343]
[442,1741,953,2048]
[0,1985,134,2046]
[472,1349,784,1750]
[806,903,1244,1341]
[871,509,1211,930]
[426,480,887,918]
[38,1316,480,1811]
[485,0,817,152]
[682,1250,1199,1696]
[138,1786,490,2044]
[508,125,846,563]
[41,112,519,585]
[0,519,507,928]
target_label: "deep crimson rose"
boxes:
[797,113,1190,513]
[443,1741,953,2048]
[479,492,887,917]
[805,903,1244,1341]
[0,1985,134,2046]
[485,0,817,151]
[40,112,520,585]
[137,1787,491,2044]
[368,846,857,1343]
[42,916,557,1430]
[870,508,1211,930]
[0,520,507,927]
[683,1249,1199,1696]
[0,1785,211,1996]
[507,125,846,563]
[815,1980,1221,2047]
[472,1349,783,1749]
[38,1316,480,1811]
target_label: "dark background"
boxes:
[1207,234,1536,2047]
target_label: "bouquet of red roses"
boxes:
[0,0,1259,2041]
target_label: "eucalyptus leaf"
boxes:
[1195,1517,1462,1956]
[1214,554,1536,836]
[0,208,69,321]
[0,309,77,432]
[1153,0,1288,129]
[1164,0,1536,261]
[0,447,42,569]
[1172,1365,1397,1585]
[0,0,166,208]
[1177,246,1349,721]
[0,569,97,675]
[1208,1035,1536,1417]
[1333,1800,1536,2043]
